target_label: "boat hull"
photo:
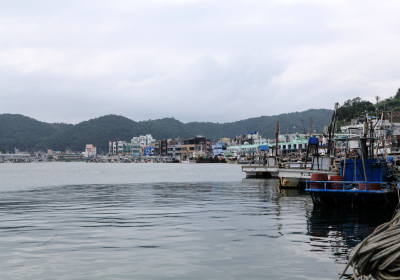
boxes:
[278,169,338,188]
[309,190,398,208]
[196,156,227,163]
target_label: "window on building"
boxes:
[299,144,302,149]
[189,147,194,150]
[288,145,291,149]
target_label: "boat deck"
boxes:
[241,165,279,178]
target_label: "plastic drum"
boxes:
[329,175,344,190]
[310,173,328,189]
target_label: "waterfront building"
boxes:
[109,141,119,154]
[152,139,169,156]
[84,144,97,158]
[212,141,228,156]
[160,139,168,156]
[129,139,141,155]
[181,136,212,158]
[227,142,261,155]
[108,141,141,155]
[54,153,84,161]
[231,132,266,146]
[219,138,231,146]
[167,138,182,158]
[131,134,155,146]
[154,140,161,155]
[266,133,308,156]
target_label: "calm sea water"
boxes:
[0,163,393,279]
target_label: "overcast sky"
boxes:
[1,0,400,124]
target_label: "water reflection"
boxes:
[306,207,393,264]
[246,178,395,267]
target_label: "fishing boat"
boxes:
[196,155,227,163]
[306,109,400,208]
[306,157,398,208]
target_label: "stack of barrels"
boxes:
[309,174,382,190]
[309,174,344,189]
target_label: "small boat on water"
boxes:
[226,157,238,164]
[196,155,227,163]
[237,156,253,164]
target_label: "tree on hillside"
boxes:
[339,97,374,121]
[395,88,400,99]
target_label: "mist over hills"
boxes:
[0,109,333,152]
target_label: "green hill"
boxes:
[338,88,400,123]
[0,114,72,152]
[0,109,333,152]
[34,109,332,151]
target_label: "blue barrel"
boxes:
[389,156,393,163]
[308,137,319,145]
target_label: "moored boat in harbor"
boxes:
[306,108,400,208]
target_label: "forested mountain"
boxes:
[338,88,400,123]
[0,109,333,152]
[0,114,72,152]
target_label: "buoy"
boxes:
[310,173,328,189]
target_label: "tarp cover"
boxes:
[260,145,269,151]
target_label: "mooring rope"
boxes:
[340,210,400,280]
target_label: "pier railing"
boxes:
[305,181,390,192]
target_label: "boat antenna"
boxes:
[300,120,307,134]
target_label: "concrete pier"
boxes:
[241,165,279,178]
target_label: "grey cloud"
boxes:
[1,0,400,124]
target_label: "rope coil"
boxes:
[340,210,400,280]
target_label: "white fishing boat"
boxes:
[279,168,337,187]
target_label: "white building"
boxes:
[131,134,155,146]
[84,144,97,158]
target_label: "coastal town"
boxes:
[3,1,400,279]
[3,110,400,166]
[4,105,400,210]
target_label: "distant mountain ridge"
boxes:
[0,109,333,152]
[0,114,72,152]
